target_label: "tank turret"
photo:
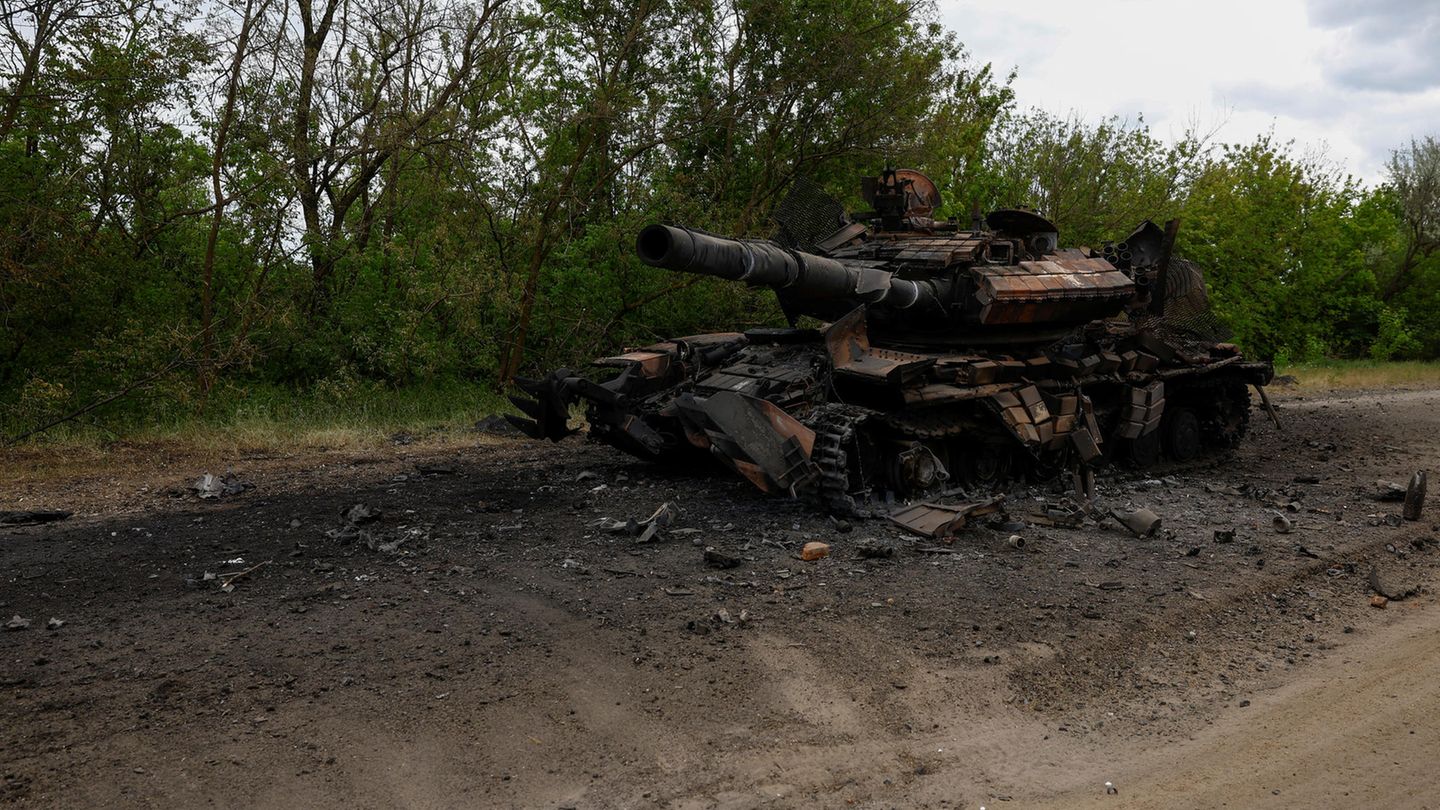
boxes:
[636,202,1137,341]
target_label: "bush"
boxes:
[1370,307,1423,361]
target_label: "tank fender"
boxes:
[692,391,818,494]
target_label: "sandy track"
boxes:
[1031,598,1440,809]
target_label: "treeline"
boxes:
[1,0,1437,435]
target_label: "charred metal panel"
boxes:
[889,496,1006,538]
[824,306,934,385]
[595,350,672,379]
[973,258,1134,326]
[699,391,817,493]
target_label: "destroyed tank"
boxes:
[509,169,1274,514]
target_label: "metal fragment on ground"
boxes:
[1374,482,1407,502]
[703,548,741,569]
[1112,507,1162,537]
[1404,471,1427,521]
[192,473,250,499]
[887,496,1006,539]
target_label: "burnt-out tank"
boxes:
[508,169,1274,514]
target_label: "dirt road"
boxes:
[2,386,1436,808]
[1033,597,1440,809]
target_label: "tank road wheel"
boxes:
[952,438,1014,489]
[1126,429,1162,469]
[1024,450,1069,484]
[887,441,950,498]
[1163,408,1202,462]
[1203,380,1251,449]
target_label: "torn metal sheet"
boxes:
[698,391,817,493]
[888,496,1007,539]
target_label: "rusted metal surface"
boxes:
[973,257,1135,326]
[697,391,816,494]
[1117,381,1165,439]
[595,350,671,378]
[824,307,933,385]
[888,496,1006,539]
[509,168,1274,518]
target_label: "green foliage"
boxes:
[1370,307,1423,361]
[1177,136,1402,359]
[955,110,1198,245]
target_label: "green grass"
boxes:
[4,378,512,452]
[1276,359,1440,391]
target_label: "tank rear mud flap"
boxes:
[684,392,818,494]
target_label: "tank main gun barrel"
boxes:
[635,224,929,310]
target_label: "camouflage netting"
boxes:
[1134,258,1234,344]
[771,176,847,253]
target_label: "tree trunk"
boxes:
[198,0,268,398]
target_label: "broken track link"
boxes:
[804,404,876,517]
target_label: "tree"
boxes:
[283,0,516,314]
[1382,137,1440,301]
[959,110,1207,246]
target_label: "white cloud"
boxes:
[939,0,1440,181]
[1309,0,1440,92]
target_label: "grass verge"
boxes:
[1276,360,1440,391]
[4,379,511,454]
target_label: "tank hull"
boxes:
[510,310,1271,513]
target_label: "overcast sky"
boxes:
[939,0,1440,182]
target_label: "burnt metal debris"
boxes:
[1404,471,1427,521]
[509,168,1274,515]
[0,510,73,526]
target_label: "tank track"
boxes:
[799,377,1255,515]
[807,405,1025,513]
[877,408,977,440]
[804,404,875,516]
